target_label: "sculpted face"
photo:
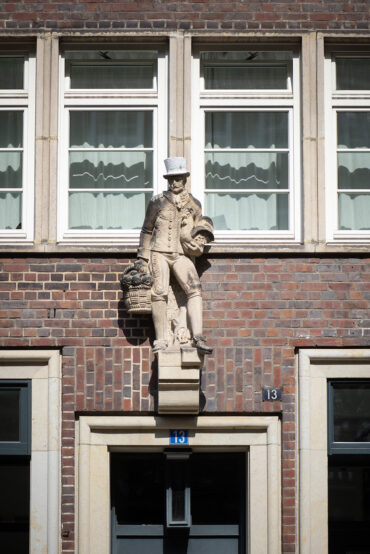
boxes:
[167,174,187,194]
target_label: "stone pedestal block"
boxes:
[157,347,203,414]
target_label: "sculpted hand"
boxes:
[182,240,203,258]
[134,258,150,274]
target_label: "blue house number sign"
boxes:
[170,430,189,445]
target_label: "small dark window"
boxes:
[328,380,370,454]
[0,381,31,455]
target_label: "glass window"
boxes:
[0,382,31,455]
[65,49,157,90]
[0,381,31,554]
[0,57,24,89]
[205,111,289,231]
[328,381,370,452]
[336,58,370,91]
[328,54,370,239]
[201,50,291,90]
[337,111,370,231]
[60,47,167,239]
[328,380,370,553]
[68,110,153,230]
[0,55,33,238]
[195,48,299,239]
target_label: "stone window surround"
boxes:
[76,415,281,554]
[298,348,370,554]
[0,349,61,554]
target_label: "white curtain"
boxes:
[69,151,152,189]
[69,191,150,230]
[0,192,21,229]
[70,111,152,149]
[68,110,153,230]
[205,111,289,230]
[339,194,370,231]
[206,192,288,231]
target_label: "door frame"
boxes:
[76,415,281,554]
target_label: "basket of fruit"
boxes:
[120,263,153,314]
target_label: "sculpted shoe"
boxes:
[193,335,213,355]
[152,340,168,353]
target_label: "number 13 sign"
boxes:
[169,430,189,445]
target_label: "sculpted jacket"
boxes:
[138,190,203,260]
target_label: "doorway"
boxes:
[111,452,246,554]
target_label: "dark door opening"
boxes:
[111,452,246,554]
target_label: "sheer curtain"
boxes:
[69,191,150,230]
[337,111,370,230]
[0,111,23,230]
[68,110,153,230]
[205,111,289,230]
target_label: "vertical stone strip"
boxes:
[302,33,319,245]
[34,35,59,245]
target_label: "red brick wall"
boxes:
[1,254,369,552]
[0,0,369,32]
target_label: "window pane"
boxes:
[69,151,153,189]
[111,454,164,525]
[69,191,151,230]
[338,153,370,190]
[0,112,23,148]
[206,192,289,231]
[201,50,291,90]
[337,112,370,149]
[70,111,152,149]
[0,460,30,554]
[0,58,24,89]
[336,58,370,90]
[338,193,370,231]
[168,460,187,522]
[0,152,22,189]
[205,152,288,190]
[204,65,287,90]
[0,192,22,230]
[205,112,288,149]
[191,454,243,525]
[65,49,157,61]
[332,383,370,442]
[0,390,20,441]
[70,63,153,89]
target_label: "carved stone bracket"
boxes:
[157,347,203,414]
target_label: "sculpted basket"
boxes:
[120,265,153,314]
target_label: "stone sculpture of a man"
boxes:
[136,157,214,354]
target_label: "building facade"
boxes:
[0,1,369,553]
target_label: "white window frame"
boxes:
[191,44,301,244]
[58,44,167,244]
[0,52,35,243]
[298,348,370,554]
[325,48,370,243]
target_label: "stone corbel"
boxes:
[157,347,203,414]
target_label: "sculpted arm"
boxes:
[136,198,160,273]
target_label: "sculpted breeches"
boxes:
[150,251,201,302]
